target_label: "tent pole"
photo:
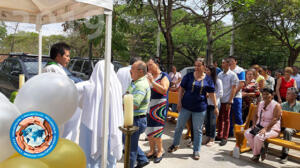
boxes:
[101,10,112,168]
[37,24,42,75]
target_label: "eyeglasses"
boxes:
[191,79,204,94]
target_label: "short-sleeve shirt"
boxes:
[265,75,275,91]
[281,101,300,113]
[180,72,215,112]
[231,65,245,98]
[126,76,151,116]
[169,71,182,88]
[218,69,239,103]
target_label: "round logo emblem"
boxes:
[10,111,59,159]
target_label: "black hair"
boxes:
[262,88,274,94]
[150,57,160,65]
[207,65,217,85]
[129,57,141,65]
[50,42,70,60]
[228,56,238,61]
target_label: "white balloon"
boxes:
[0,92,9,103]
[14,73,78,126]
[0,93,20,162]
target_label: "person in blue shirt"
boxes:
[214,60,222,75]
[167,58,218,160]
[228,56,245,138]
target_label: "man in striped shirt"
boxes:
[126,60,151,168]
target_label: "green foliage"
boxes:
[0,31,66,55]
[0,25,6,41]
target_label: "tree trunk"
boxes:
[10,23,19,53]
[288,48,300,66]
[205,0,214,65]
[230,12,235,57]
[165,30,174,72]
[88,41,93,60]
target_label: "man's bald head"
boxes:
[131,60,147,81]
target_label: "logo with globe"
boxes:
[10,111,59,159]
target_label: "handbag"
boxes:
[249,105,264,136]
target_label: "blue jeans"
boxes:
[205,105,216,139]
[129,117,148,168]
[230,98,243,136]
[173,107,206,152]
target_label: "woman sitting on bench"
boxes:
[244,88,282,162]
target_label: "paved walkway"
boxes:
[117,122,300,168]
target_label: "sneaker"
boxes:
[219,139,227,146]
[168,145,179,153]
[215,137,222,141]
[193,152,200,160]
[135,161,149,168]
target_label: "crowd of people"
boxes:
[43,42,299,168]
[117,55,300,168]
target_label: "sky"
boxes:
[5,22,66,36]
[4,2,233,36]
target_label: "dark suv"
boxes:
[68,58,123,80]
[0,53,50,97]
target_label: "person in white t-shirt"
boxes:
[117,57,141,95]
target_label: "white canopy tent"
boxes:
[0,0,113,167]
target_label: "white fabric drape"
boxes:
[80,60,123,160]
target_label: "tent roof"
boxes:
[0,0,112,25]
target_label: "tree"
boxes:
[126,0,193,71]
[239,0,300,66]
[179,0,254,64]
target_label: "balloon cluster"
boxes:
[0,73,85,168]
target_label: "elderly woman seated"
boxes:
[244,88,282,162]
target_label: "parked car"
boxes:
[0,53,83,98]
[68,58,123,80]
[0,53,50,97]
[180,66,195,78]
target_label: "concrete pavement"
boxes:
[117,121,300,168]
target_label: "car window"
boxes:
[82,61,91,73]
[2,60,13,73]
[73,60,84,72]
[24,62,47,75]
[11,61,22,73]
[68,60,75,69]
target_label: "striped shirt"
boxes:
[127,76,151,116]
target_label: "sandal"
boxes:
[167,145,179,153]
[250,155,260,162]
[193,152,200,160]
[146,152,156,159]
